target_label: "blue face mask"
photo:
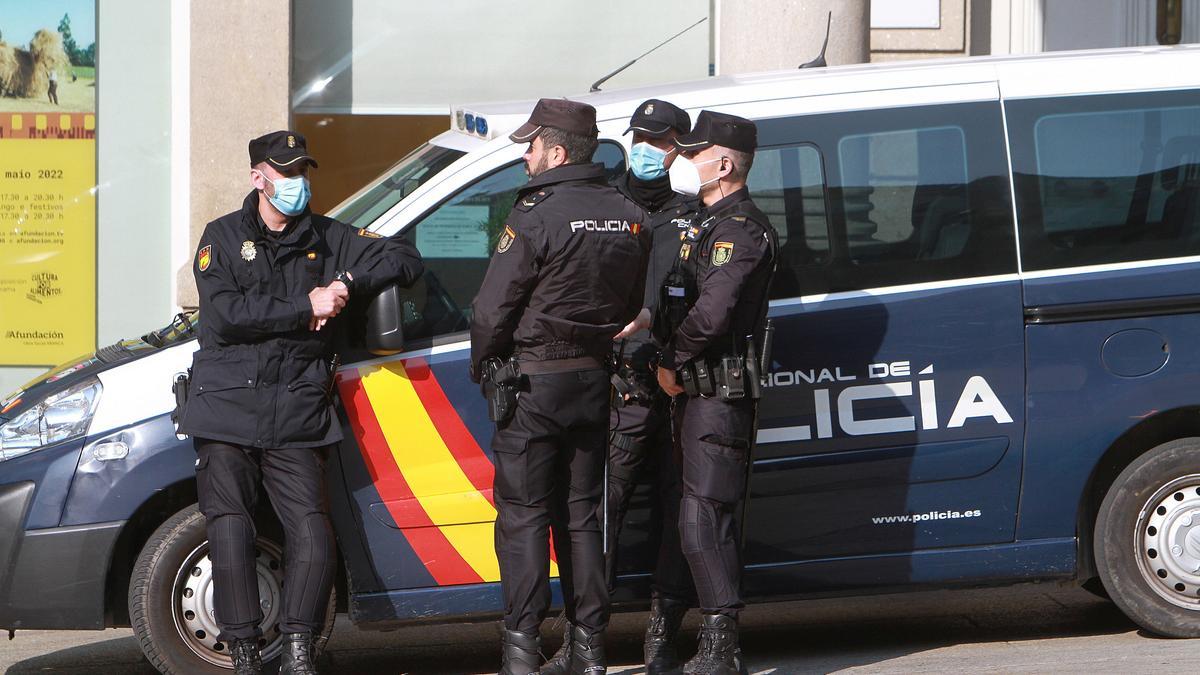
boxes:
[629,142,670,181]
[259,172,311,216]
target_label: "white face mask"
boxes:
[668,157,722,197]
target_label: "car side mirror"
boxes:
[365,283,405,356]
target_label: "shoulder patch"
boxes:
[357,228,383,238]
[197,245,212,272]
[515,188,554,212]
[497,225,516,254]
[712,241,734,267]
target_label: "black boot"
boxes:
[280,632,319,675]
[645,598,688,674]
[501,629,541,675]
[540,622,573,675]
[682,614,746,675]
[228,637,262,675]
[569,625,605,675]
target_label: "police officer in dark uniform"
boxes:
[178,131,423,675]
[654,111,776,675]
[470,98,649,675]
[605,99,701,674]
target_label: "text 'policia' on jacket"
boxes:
[657,187,778,370]
[178,190,423,449]
[470,162,651,379]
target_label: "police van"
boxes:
[4,45,1200,672]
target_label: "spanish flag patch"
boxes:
[198,245,212,272]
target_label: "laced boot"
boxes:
[569,625,606,675]
[682,614,746,675]
[228,637,262,675]
[501,629,541,675]
[280,632,319,675]
[644,598,688,674]
[540,621,574,675]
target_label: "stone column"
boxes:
[175,0,291,309]
[716,0,870,74]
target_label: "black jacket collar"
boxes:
[614,171,682,214]
[520,162,608,195]
[703,186,752,220]
[239,190,316,249]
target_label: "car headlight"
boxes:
[0,378,102,461]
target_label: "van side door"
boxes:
[732,86,1028,594]
[331,143,629,612]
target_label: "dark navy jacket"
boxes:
[178,191,423,448]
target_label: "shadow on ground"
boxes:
[5,585,1139,674]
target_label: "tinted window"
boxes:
[754,101,1016,294]
[394,141,628,342]
[748,144,831,300]
[1006,90,1200,271]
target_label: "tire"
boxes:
[128,504,335,673]
[1095,438,1200,637]
[1080,576,1112,601]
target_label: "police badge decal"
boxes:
[497,225,516,254]
[712,241,734,266]
[241,240,257,262]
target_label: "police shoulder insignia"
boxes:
[356,228,383,238]
[712,241,734,266]
[240,240,257,262]
[517,188,553,211]
[680,243,692,261]
[197,245,212,272]
[497,225,517,254]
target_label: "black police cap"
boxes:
[673,111,757,153]
[249,130,318,169]
[510,98,598,143]
[624,99,691,138]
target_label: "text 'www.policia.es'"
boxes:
[871,509,983,525]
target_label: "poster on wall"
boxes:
[0,0,96,366]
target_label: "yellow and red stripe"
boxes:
[339,357,559,586]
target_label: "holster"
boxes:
[610,355,657,408]
[170,369,190,427]
[482,357,521,423]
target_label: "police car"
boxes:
[4,45,1200,672]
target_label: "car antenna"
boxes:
[590,16,708,92]
[799,11,832,68]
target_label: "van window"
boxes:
[748,143,830,300]
[395,140,627,342]
[755,100,1016,295]
[1007,90,1200,271]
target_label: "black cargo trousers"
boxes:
[194,439,336,641]
[672,394,756,617]
[605,387,692,603]
[492,367,611,635]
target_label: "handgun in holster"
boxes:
[482,357,521,423]
[610,356,655,408]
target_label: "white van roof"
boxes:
[454,44,1200,138]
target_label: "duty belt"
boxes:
[517,355,606,375]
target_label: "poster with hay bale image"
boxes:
[0,0,96,367]
[0,0,95,114]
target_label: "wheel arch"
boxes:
[1076,405,1200,582]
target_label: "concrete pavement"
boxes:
[3,582,1197,673]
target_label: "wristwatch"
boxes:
[333,270,353,295]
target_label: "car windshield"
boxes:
[328,142,466,230]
